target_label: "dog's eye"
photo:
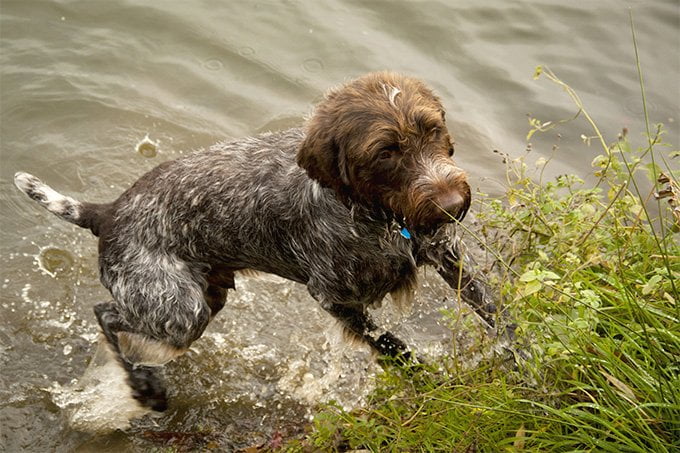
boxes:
[448,144,455,157]
[379,145,400,160]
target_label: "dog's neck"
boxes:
[345,200,436,246]
[304,172,441,242]
[346,199,396,227]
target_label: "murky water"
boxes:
[1,1,678,451]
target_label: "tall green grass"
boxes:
[291,16,679,452]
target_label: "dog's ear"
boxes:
[297,111,350,196]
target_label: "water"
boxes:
[1,0,678,450]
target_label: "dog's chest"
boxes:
[304,224,419,305]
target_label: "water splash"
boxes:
[46,337,150,431]
[277,323,379,410]
[36,246,75,278]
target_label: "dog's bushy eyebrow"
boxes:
[364,125,401,148]
[410,108,444,133]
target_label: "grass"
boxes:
[287,19,679,453]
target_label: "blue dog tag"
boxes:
[400,227,411,239]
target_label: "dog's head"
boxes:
[297,72,471,232]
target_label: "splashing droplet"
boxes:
[38,247,75,277]
[136,135,158,158]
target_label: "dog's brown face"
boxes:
[297,72,471,232]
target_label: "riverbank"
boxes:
[288,68,679,452]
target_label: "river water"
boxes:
[1,1,678,451]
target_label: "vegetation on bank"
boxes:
[288,46,680,452]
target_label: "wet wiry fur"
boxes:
[14,72,499,411]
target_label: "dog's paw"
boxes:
[374,332,408,356]
[128,366,168,412]
[373,332,417,365]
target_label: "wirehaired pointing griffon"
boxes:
[15,72,498,411]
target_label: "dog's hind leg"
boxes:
[204,265,237,318]
[97,250,216,410]
[93,302,170,411]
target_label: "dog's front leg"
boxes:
[321,302,412,361]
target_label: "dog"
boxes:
[14,72,500,412]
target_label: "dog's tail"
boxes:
[14,172,107,236]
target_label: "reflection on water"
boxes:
[1,0,678,450]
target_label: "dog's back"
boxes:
[15,129,311,265]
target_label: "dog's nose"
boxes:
[435,190,469,222]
